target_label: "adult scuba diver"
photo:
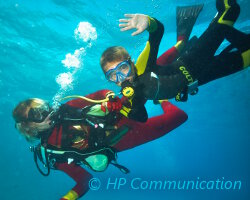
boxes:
[100,0,250,122]
[13,90,187,200]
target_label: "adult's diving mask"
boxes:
[27,102,51,123]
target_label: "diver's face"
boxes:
[15,118,53,140]
[104,60,136,86]
[15,105,54,137]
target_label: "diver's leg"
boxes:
[198,50,249,85]
[156,46,179,66]
[156,36,199,67]
[178,0,241,80]
[56,162,92,198]
[184,0,240,62]
[114,101,187,152]
[224,28,250,52]
[156,5,204,66]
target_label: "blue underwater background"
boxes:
[0,0,249,199]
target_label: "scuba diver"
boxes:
[100,4,203,122]
[100,0,250,122]
[13,90,187,200]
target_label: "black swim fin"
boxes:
[177,4,204,41]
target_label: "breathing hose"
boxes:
[60,91,115,104]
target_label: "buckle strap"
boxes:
[175,66,198,102]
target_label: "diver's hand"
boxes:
[119,14,149,36]
[102,97,122,112]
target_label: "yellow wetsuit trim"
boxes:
[147,16,158,33]
[159,99,168,104]
[241,49,250,68]
[218,0,234,27]
[120,106,131,117]
[175,66,195,101]
[174,40,185,53]
[63,190,79,200]
[135,16,159,76]
[135,41,151,76]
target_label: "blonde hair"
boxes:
[13,98,48,142]
[15,122,40,143]
[100,46,130,72]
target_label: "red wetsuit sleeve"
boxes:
[114,101,188,152]
[56,162,92,199]
[156,46,179,66]
[66,89,112,108]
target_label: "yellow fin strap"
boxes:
[62,190,79,200]
[241,49,250,68]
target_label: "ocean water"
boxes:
[0,0,249,199]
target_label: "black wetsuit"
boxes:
[122,0,250,121]
[137,22,249,100]
[125,0,249,122]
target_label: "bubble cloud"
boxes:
[53,21,97,107]
[74,22,97,43]
[56,72,73,89]
[61,48,85,69]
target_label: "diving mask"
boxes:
[105,60,132,83]
[15,105,54,138]
[27,103,51,123]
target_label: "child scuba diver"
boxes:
[100,0,250,122]
[13,90,187,200]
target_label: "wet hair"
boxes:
[13,98,46,123]
[13,98,47,142]
[100,46,130,72]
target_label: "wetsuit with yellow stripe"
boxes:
[120,16,184,121]
[135,16,164,76]
[120,16,164,122]
[121,16,192,121]
[123,0,250,122]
